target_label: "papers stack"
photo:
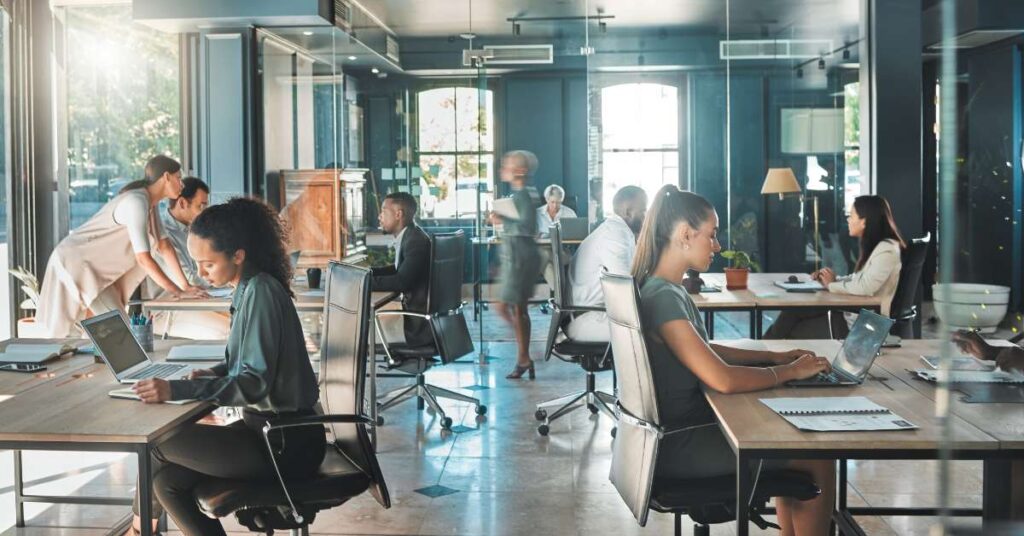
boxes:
[761,396,918,432]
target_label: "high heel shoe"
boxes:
[505,360,535,380]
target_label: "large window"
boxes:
[415,87,494,219]
[63,5,180,230]
[601,83,679,215]
[0,9,9,339]
[843,81,861,214]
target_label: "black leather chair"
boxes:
[376,230,486,431]
[194,262,391,535]
[599,272,820,536]
[889,233,932,339]
[534,222,616,436]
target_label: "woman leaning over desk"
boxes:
[126,198,324,536]
[765,195,905,340]
[633,184,835,535]
[37,155,206,337]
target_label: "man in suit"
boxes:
[372,192,432,346]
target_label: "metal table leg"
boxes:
[137,445,153,536]
[735,450,753,536]
[14,449,24,527]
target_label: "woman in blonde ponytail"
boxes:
[632,185,835,535]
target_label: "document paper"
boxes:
[761,396,918,432]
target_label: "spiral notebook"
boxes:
[761,396,918,432]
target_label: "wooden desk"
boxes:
[143,284,399,314]
[0,339,215,535]
[0,339,95,397]
[707,339,1007,535]
[696,273,883,338]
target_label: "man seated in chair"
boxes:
[372,192,432,346]
[564,185,648,342]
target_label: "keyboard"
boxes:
[127,363,187,380]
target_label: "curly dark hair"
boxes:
[189,197,294,297]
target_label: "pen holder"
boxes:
[130,323,154,352]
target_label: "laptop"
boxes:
[558,217,589,240]
[80,310,193,383]
[787,309,895,387]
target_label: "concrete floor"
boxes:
[0,306,991,535]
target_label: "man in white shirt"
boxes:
[148,177,231,339]
[565,186,648,342]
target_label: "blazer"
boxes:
[372,223,432,346]
[828,238,903,316]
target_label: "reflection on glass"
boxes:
[600,83,679,215]
[0,9,8,339]
[416,87,494,218]
[64,5,180,230]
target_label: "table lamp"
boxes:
[761,167,820,271]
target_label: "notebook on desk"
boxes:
[773,280,825,292]
[0,342,80,364]
[167,344,226,362]
[761,396,918,432]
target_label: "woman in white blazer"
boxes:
[765,195,906,339]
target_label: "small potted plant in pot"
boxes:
[720,250,760,290]
[10,267,46,338]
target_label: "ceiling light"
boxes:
[459,32,477,40]
[513,22,520,36]
[842,49,851,60]
[302,31,313,36]
[817,58,825,70]
[599,21,607,33]
[371,67,380,74]
[797,68,803,78]
[347,56,357,61]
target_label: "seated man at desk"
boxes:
[148,177,230,339]
[372,192,432,346]
[564,185,648,342]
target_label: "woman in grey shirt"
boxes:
[632,185,835,535]
[128,198,323,536]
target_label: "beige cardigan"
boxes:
[828,238,902,316]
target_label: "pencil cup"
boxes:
[130,323,154,352]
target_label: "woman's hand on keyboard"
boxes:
[773,348,816,365]
[132,378,171,404]
[783,354,832,381]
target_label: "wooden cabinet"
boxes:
[279,168,367,267]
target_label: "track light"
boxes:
[599,21,607,33]
[513,22,520,36]
[817,58,825,70]
[842,48,851,60]
[797,68,803,78]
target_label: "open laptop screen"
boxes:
[81,311,149,375]
[833,310,894,379]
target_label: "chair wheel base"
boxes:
[534,409,547,421]
[611,427,617,438]
[475,404,488,416]
[441,416,453,429]
[375,416,385,426]
[537,424,550,436]
[587,403,599,415]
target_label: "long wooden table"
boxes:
[697,273,883,338]
[0,339,216,536]
[708,339,1019,535]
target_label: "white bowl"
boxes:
[932,283,1011,305]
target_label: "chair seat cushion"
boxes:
[552,341,612,371]
[195,445,371,519]
[650,469,819,513]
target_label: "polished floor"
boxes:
[0,307,987,535]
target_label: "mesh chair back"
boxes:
[549,223,572,308]
[601,272,662,526]
[320,262,391,508]
[889,234,931,320]
[427,231,465,314]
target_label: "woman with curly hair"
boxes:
[126,197,324,536]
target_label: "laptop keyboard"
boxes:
[129,363,186,380]
[816,371,842,384]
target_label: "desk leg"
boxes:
[14,449,24,527]
[137,445,153,536]
[749,311,756,339]
[983,459,1012,524]
[839,459,848,510]
[736,451,753,536]
[706,311,715,339]
[370,329,379,447]
[755,311,764,339]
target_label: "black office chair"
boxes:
[600,272,820,536]
[376,230,486,432]
[534,222,616,436]
[889,233,932,339]
[194,262,391,535]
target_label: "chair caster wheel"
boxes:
[535,409,547,421]
[475,405,488,416]
[441,416,453,429]
[587,403,599,415]
[376,416,385,426]
[611,427,617,438]
[537,424,550,436]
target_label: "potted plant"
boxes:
[10,267,46,338]
[720,250,761,290]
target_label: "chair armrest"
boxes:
[551,304,606,314]
[375,310,431,321]
[265,413,374,432]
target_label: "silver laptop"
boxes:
[558,217,589,240]
[80,310,193,383]
[787,310,895,387]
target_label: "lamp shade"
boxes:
[760,168,801,196]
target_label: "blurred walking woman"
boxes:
[491,150,542,379]
[126,198,323,535]
[37,155,205,337]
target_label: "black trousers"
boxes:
[763,310,850,340]
[134,411,326,536]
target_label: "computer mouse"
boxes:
[787,275,799,283]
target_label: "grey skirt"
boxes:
[656,423,788,480]
[498,236,541,304]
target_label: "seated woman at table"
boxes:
[125,197,324,536]
[953,330,1024,373]
[537,184,577,294]
[633,184,835,535]
[765,195,905,340]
